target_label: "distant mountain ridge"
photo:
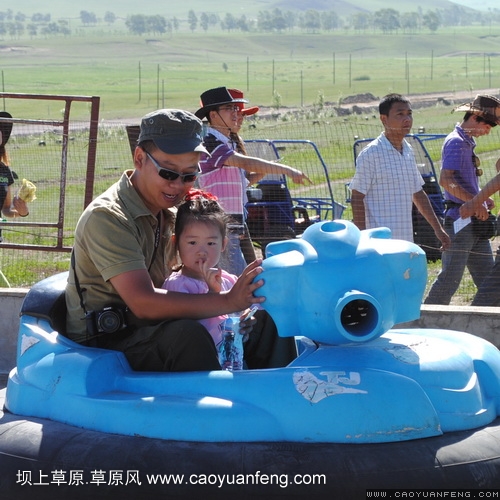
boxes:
[273,0,476,17]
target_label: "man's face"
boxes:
[381,101,413,137]
[465,115,496,138]
[133,147,201,214]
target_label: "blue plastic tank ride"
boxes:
[4,219,500,443]
[1,220,500,498]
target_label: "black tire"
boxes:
[1,395,499,499]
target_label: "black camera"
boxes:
[86,306,128,336]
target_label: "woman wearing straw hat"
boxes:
[195,86,311,276]
[425,94,500,305]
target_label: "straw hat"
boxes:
[454,94,500,125]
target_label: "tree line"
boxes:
[0,6,499,38]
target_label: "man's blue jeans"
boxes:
[424,217,493,305]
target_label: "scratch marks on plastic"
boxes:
[293,370,367,403]
[21,334,40,356]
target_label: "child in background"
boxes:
[162,189,249,352]
[1,112,31,226]
[1,111,31,287]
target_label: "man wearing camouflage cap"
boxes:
[65,109,268,372]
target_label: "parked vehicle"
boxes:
[124,129,346,254]
[245,139,345,251]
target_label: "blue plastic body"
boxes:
[5,221,500,443]
[256,220,427,344]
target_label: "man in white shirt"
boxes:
[350,93,450,250]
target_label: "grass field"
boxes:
[1,27,500,119]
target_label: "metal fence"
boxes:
[0,93,100,286]
[1,94,500,306]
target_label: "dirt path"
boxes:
[401,88,500,105]
[251,88,500,117]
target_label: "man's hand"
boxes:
[225,259,265,312]
[435,227,451,251]
[460,201,489,220]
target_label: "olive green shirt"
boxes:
[65,170,174,342]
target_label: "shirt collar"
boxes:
[207,127,231,146]
[455,123,476,147]
[117,170,174,222]
[380,132,410,153]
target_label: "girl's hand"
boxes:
[12,196,29,217]
[288,168,313,185]
[200,262,222,293]
[238,306,259,342]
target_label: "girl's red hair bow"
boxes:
[184,189,218,201]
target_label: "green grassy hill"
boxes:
[1,0,498,120]
[1,1,499,291]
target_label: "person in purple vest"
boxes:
[425,94,500,305]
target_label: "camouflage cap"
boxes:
[138,109,208,154]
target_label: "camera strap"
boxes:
[70,213,162,344]
[71,251,104,345]
[148,211,162,272]
[71,251,89,316]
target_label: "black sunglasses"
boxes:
[146,152,200,183]
[217,105,240,113]
[472,154,483,176]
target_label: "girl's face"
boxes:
[175,220,227,279]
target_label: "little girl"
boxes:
[162,189,243,352]
[163,189,297,370]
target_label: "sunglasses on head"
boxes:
[145,151,200,183]
[472,154,483,176]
